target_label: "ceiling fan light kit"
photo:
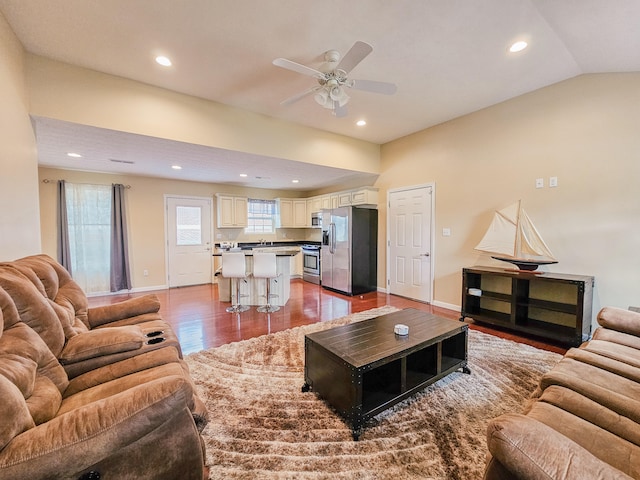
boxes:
[273,41,397,117]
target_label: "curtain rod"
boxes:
[42,179,131,189]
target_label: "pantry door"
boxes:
[166,196,213,287]
[387,185,433,303]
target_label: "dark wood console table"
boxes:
[302,308,469,440]
[461,267,594,346]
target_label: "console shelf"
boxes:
[461,267,594,346]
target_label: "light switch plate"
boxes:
[535,178,544,188]
[549,176,558,187]
[442,228,451,236]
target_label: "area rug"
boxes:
[185,306,562,480]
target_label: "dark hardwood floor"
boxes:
[88,279,567,356]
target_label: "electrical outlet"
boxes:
[535,178,544,189]
[442,228,451,237]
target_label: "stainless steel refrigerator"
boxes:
[321,206,377,296]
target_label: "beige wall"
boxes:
[377,73,640,321]
[26,55,380,175]
[0,12,41,260]
[5,11,640,322]
[39,167,321,290]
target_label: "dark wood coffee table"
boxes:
[302,308,470,440]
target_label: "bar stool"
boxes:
[222,252,250,313]
[252,252,280,313]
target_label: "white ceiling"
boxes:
[3,0,640,190]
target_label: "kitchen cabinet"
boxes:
[334,188,379,208]
[276,198,307,228]
[337,192,353,207]
[216,194,247,228]
[309,196,323,213]
[350,188,378,207]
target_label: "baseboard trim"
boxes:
[433,300,461,313]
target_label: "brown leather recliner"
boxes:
[0,255,209,479]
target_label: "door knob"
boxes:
[420,253,430,257]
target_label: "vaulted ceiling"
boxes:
[2,0,639,190]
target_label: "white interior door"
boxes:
[166,196,213,287]
[387,185,433,302]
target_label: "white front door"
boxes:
[387,185,433,302]
[166,196,213,287]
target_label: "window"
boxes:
[176,206,202,245]
[245,198,275,234]
[65,183,112,293]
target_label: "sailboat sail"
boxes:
[475,201,556,263]
[517,209,555,259]
[474,205,517,256]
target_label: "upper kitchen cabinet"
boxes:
[337,187,379,208]
[308,195,331,213]
[216,194,248,228]
[276,198,307,228]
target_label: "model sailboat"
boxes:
[475,201,558,271]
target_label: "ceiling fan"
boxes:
[273,41,397,117]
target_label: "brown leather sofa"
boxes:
[0,255,208,479]
[485,307,640,480]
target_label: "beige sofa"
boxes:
[0,255,208,479]
[485,307,640,480]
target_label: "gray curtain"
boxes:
[110,183,132,291]
[57,180,72,273]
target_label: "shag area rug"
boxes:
[185,306,562,480]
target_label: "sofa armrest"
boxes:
[59,325,145,364]
[87,294,161,328]
[486,413,633,480]
[0,376,204,480]
[597,307,640,337]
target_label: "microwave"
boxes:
[311,212,322,227]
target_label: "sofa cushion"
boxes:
[12,254,90,333]
[528,401,640,478]
[486,412,634,480]
[598,307,640,337]
[567,346,640,382]
[540,357,640,424]
[592,327,640,351]
[64,347,183,397]
[0,322,68,426]
[59,325,145,364]
[0,374,35,450]
[88,294,161,328]
[539,385,640,447]
[0,353,37,397]
[57,362,194,416]
[0,266,67,356]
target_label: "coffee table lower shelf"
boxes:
[302,309,470,440]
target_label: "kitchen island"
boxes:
[213,247,300,307]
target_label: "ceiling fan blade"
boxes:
[349,79,397,95]
[280,86,321,106]
[333,103,348,118]
[336,41,373,74]
[273,58,325,79]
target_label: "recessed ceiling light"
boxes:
[67,152,82,158]
[292,179,299,183]
[239,173,248,177]
[356,120,367,126]
[155,55,172,67]
[171,165,182,170]
[509,41,528,53]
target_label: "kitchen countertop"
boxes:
[212,247,300,257]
